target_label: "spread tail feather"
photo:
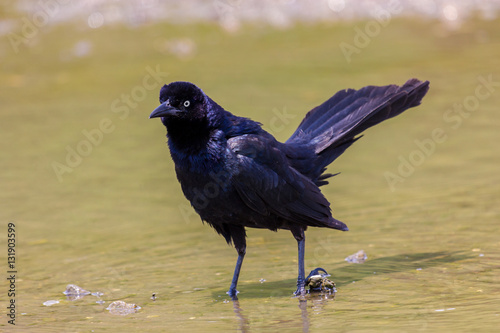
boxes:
[286,79,429,185]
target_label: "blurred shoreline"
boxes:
[1,0,499,35]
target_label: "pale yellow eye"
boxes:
[184,100,190,108]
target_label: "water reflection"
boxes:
[227,251,473,331]
[231,292,335,333]
[232,300,250,333]
[297,293,336,333]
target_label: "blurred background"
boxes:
[1,1,499,332]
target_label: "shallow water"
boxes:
[10,230,500,332]
[1,12,500,333]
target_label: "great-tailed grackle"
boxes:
[149,79,429,298]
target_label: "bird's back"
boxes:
[170,112,347,243]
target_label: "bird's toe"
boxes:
[227,289,239,300]
[294,286,306,296]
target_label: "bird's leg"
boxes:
[295,237,306,295]
[227,247,245,300]
[290,227,306,296]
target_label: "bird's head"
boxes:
[149,81,209,126]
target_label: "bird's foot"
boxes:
[294,276,306,296]
[227,288,239,300]
[294,286,306,296]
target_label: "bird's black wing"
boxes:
[227,134,346,231]
[285,79,430,185]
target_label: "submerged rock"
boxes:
[63,284,91,301]
[106,301,141,315]
[345,250,367,264]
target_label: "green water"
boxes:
[1,17,500,332]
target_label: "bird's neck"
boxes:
[165,118,225,173]
[166,118,210,151]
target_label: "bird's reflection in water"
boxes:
[231,292,335,333]
[232,300,250,332]
[298,292,335,332]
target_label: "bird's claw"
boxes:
[294,277,306,296]
[227,289,239,300]
[294,287,306,296]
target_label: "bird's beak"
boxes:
[149,101,180,119]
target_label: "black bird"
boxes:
[149,79,429,298]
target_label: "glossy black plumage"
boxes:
[150,79,429,298]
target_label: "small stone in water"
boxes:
[106,301,141,316]
[43,300,60,306]
[63,284,91,296]
[345,250,367,263]
[63,284,91,301]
